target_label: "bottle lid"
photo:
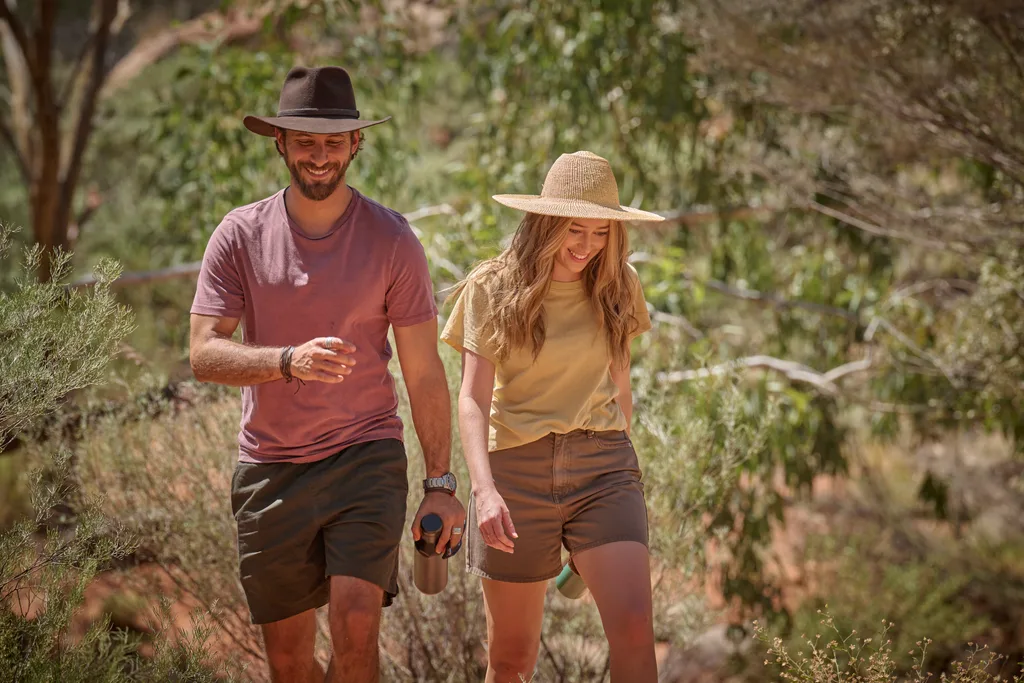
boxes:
[420,513,443,534]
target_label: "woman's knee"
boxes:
[488,636,541,679]
[606,607,654,649]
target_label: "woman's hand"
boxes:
[474,485,518,553]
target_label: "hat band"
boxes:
[276,107,360,119]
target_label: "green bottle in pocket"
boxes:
[555,559,587,599]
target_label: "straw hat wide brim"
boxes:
[244,115,391,137]
[492,194,665,223]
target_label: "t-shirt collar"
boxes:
[276,185,361,240]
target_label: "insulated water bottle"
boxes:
[555,559,587,599]
[414,513,448,594]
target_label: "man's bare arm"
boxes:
[393,318,451,477]
[189,314,356,387]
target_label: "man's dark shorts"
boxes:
[230,439,408,625]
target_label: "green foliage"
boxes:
[758,611,1024,683]
[0,227,134,448]
[0,233,231,679]
[0,450,229,682]
[790,532,994,676]
[456,0,711,208]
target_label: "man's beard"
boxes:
[285,155,349,201]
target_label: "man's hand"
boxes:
[290,337,357,383]
[411,492,467,555]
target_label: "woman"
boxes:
[441,151,664,683]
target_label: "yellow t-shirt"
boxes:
[441,264,652,452]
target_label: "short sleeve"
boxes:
[191,219,245,318]
[440,277,499,365]
[386,227,439,327]
[628,265,652,340]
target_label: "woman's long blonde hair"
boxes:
[450,212,639,368]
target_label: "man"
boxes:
[189,65,465,683]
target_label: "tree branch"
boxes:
[100,3,274,99]
[805,199,955,251]
[657,354,874,396]
[57,0,117,235]
[651,308,704,339]
[0,0,34,75]
[657,204,777,226]
[0,1,34,168]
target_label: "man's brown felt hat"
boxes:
[244,66,390,137]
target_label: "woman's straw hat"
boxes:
[492,151,664,222]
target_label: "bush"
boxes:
[0,231,230,681]
[758,611,1024,683]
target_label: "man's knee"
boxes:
[262,613,319,680]
[329,576,383,645]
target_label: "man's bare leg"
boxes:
[325,575,384,683]
[262,608,323,683]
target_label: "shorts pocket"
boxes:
[593,430,631,450]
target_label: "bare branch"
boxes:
[805,199,956,251]
[873,317,959,387]
[403,203,457,222]
[0,0,34,75]
[70,205,461,289]
[100,3,274,99]
[657,354,874,395]
[0,3,34,166]
[986,19,1024,83]
[57,0,118,234]
[657,205,777,226]
[651,309,704,339]
[70,261,202,290]
[885,278,977,307]
[822,356,873,384]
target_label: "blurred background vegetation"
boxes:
[1,0,1023,680]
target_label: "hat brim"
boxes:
[491,195,665,223]
[243,115,392,137]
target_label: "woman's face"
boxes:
[551,218,611,281]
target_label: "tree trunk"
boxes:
[31,174,64,282]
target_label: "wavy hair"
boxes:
[450,212,639,368]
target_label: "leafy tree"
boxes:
[0,0,277,280]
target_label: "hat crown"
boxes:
[539,151,621,209]
[277,66,358,116]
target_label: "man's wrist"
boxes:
[279,345,295,382]
[423,471,457,495]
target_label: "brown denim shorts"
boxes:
[466,429,648,583]
[230,439,408,624]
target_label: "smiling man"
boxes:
[188,66,465,683]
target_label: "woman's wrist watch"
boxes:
[423,472,457,496]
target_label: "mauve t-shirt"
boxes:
[191,187,438,464]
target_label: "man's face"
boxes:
[277,129,359,201]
